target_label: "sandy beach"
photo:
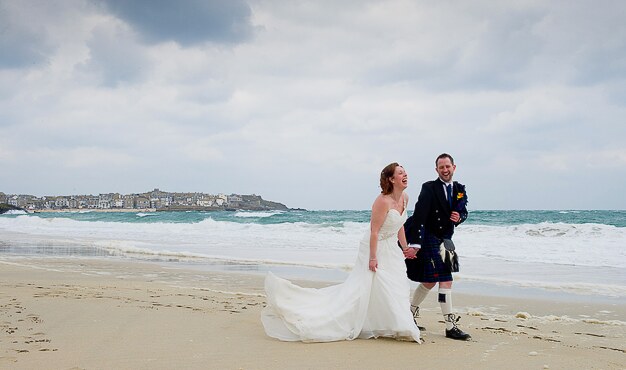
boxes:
[0,258,624,370]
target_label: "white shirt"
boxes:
[441,180,453,201]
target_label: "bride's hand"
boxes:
[369,258,377,272]
[403,247,417,259]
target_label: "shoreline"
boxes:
[0,238,623,305]
[166,259,626,304]
[1,257,624,369]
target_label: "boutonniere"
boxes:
[454,186,468,211]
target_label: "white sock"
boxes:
[438,288,454,330]
[411,284,431,313]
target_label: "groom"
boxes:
[403,153,471,340]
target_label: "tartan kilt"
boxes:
[405,244,453,283]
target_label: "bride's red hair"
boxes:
[380,162,401,195]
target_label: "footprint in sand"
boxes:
[0,356,18,365]
[481,326,511,333]
[574,332,606,338]
[481,341,509,361]
[27,315,43,324]
[532,335,561,343]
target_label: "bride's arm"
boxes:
[369,195,387,272]
[398,193,416,259]
[398,192,409,249]
[398,225,409,250]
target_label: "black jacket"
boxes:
[404,179,468,246]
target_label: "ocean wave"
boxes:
[136,212,157,217]
[1,214,624,274]
[0,215,364,267]
[1,210,28,215]
[456,223,625,269]
[463,222,622,238]
[234,211,283,218]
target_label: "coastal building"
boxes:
[98,194,113,209]
[87,196,99,209]
[55,197,69,209]
[150,198,160,209]
[197,195,215,207]
[172,193,190,206]
[78,198,89,209]
[146,189,173,209]
[215,194,227,206]
[228,194,243,206]
[1,189,288,212]
[44,199,55,209]
[112,194,124,208]
[135,197,150,209]
[8,195,18,207]
[98,200,111,209]
[123,195,135,209]
[7,194,35,208]
[68,197,79,209]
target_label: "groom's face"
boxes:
[436,158,456,183]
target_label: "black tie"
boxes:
[446,184,452,208]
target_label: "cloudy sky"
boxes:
[1,0,625,210]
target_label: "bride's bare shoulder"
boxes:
[372,193,393,210]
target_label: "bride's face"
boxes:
[391,166,408,190]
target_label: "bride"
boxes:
[262,163,421,343]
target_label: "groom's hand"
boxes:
[450,211,460,223]
[403,247,418,259]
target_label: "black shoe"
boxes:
[444,314,471,341]
[445,326,471,340]
[414,321,426,331]
[411,305,426,331]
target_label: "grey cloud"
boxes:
[571,46,626,86]
[533,1,626,87]
[448,9,544,89]
[77,25,149,87]
[100,0,254,46]
[605,82,626,106]
[362,7,545,91]
[360,2,626,93]
[0,1,53,68]
[2,0,625,210]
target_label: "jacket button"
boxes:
[439,226,442,229]
[437,218,440,221]
[436,210,438,213]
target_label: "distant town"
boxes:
[0,189,289,212]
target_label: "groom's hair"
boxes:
[436,153,454,165]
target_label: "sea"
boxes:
[1,209,624,303]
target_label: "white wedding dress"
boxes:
[262,206,421,343]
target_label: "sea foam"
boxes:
[1,211,624,298]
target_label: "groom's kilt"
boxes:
[405,244,453,282]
